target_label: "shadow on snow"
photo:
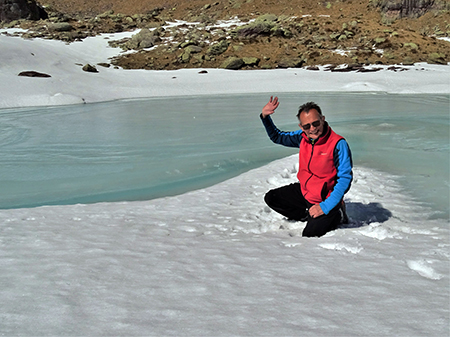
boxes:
[340,202,392,229]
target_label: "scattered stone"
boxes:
[330,64,363,72]
[185,45,202,54]
[4,3,449,72]
[48,22,73,32]
[18,70,51,77]
[427,52,447,64]
[82,64,98,73]
[198,70,208,73]
[242,57,260,66]
[277,57,304,68]
[306,66,320,71]
[232,14,285,38]
[373,0,447,21]
[179,50,191,63]
[402,56,414,65]
[220,57,244,70]
[256,14,278,23]
[206,40,230,55]
[387,66,408,71]
[356,67,383,73]
[403,42,419,51]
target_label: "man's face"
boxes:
[299,109,325,140]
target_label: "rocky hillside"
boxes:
[1,0,449,70]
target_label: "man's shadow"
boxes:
[339,202,392,229]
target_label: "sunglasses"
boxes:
[300,120,321,130]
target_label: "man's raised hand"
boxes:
[262,96,279,118]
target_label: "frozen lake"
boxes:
[0,92,448,219]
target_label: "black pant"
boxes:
[264,183,341,238]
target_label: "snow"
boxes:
[0,26,449,336]
[1,26,450,109]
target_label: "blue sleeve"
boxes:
[260,114,303,148]
[319,139,353,214]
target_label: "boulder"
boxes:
[233,21,274,38]
[403,42,419,51]
[220,57,244,70]
[242,57,260,66]
[82,64,98,73]
[18,70,51,77]
[0,0,47,22]
[48,22,73,32]
[206,40,230,55]
[373,0,449,20]
[427,53,447,64]
[179,50,191,63]
[232,13,291,39]
[118,28,162,50]
[277,57,304,68]
[185,45,202,54]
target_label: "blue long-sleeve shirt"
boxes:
[261,114,353,214]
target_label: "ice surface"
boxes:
[1,93,448,219]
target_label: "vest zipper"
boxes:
[304,140,315,193]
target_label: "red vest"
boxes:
[297,125,343,204]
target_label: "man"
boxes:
[260,96,353,237]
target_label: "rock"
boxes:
[374,0,447,21]
[232,14,286,39]
[255,14,278,23]
[403,42,418,51]
[233,21,273,38]
[0,0,47,23]
[373,37,392,48]
[117,28,162,50]
[329,32,341,40]
[402,56,415,65]
[330,64,363,72]
[277,57,304,68]
[179,50,191,63]
[178,45,203,63]
[206,40,230,55]
[97,63,110,68]
[387,66,408,71]
[232,45,243,52]
[139,37,157,49]
[18,70,51,77]
[356,67,383,73]
[242,57,260,66]
[98,10,114,19]
[48,22,73,32]
[82,64,98,73]
[427,52,447,64]
[220,57,244,70]
[185,45,202,54]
